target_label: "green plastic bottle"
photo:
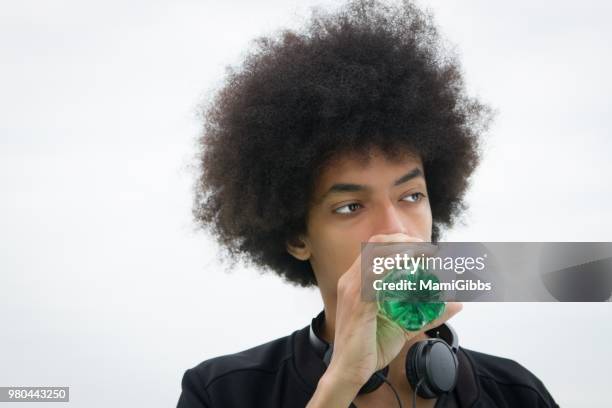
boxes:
[376,264,445,331]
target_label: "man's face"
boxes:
[296,148,433,294]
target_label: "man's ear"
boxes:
[286,235,311,261]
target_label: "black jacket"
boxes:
[177,323,560,408]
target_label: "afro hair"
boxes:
[193,0,491,287]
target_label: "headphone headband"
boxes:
[425,319,458,353]
[308,311,328,360]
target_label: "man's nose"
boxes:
[372,200,408,236]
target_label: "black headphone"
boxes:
[308,311,459,399]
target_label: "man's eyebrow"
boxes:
[393,167,423,186]
[317,167,424,203]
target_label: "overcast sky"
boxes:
[1,0,611,407]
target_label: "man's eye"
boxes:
[402,192,425,203]
[333,203,362,215]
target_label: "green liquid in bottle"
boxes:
[376,265,445,331]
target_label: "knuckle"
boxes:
[337,276,358,297]
[337,276,349,293]
[367,234,384,243]
[368,233,425,243]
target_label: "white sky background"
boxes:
[1,0,611,406]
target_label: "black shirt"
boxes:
[177,323,560,408]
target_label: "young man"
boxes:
[179,1,559,406]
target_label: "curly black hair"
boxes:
[193,0,491,287]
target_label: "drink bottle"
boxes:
[376,264,445,331]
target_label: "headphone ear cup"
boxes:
[425,341,458,395]
[405,341,438,399]
[357,366,389,395]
